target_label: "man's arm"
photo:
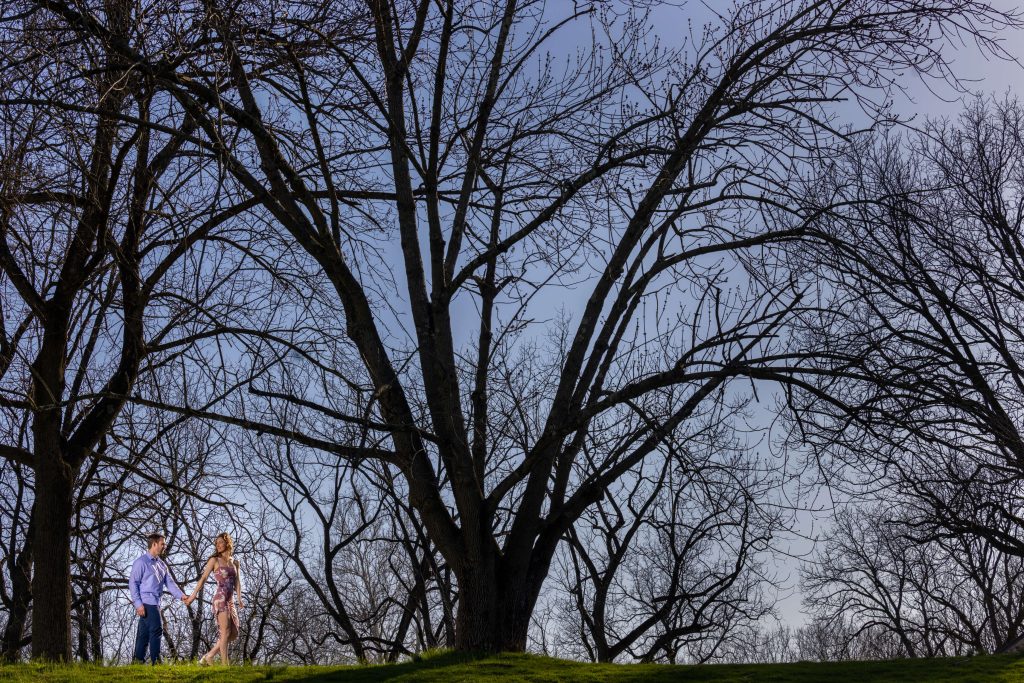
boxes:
[128,558,145,610]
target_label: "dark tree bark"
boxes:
[30,462,77,660]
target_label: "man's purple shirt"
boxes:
[128,552,184,608]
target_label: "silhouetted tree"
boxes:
[6,0,1019,656]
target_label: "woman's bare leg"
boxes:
[217,611,231,664]
[201,613,230,663]
[202,639,220,663]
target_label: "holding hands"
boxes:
[181,591,241,610]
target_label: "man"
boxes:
[128,533,187,664]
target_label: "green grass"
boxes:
[4,651,1024,682]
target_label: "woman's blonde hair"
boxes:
[209,532,234,562]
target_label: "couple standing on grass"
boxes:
[129,532,244,666]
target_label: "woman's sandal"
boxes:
[198,656,211,666]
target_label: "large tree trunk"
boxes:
[452,554,543,652]
[28,316,76,662]
[29,444,76,661]
[453,564,501,651]
[0,520,34,662]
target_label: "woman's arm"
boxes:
[234,559,244,609]
[186,559,215,604]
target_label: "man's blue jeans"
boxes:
[133,604,162,664]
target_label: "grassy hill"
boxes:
[3,651,1024,682]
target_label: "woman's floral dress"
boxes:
[211,563,239,640]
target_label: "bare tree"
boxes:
[0,0,270,656]
[0,458,32,659]
[788,98,1024,564]
[557,412,777,663]
[237,420,450,662]
[11,0,1020,654]
[716,624,799,664]
[68,408,293,664]
[802,502,1024,657]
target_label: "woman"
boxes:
[184,532,244,665]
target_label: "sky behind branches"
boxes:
[767,0,1024,626]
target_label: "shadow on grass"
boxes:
[291,651,490,683]
[326,651,1024,683]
